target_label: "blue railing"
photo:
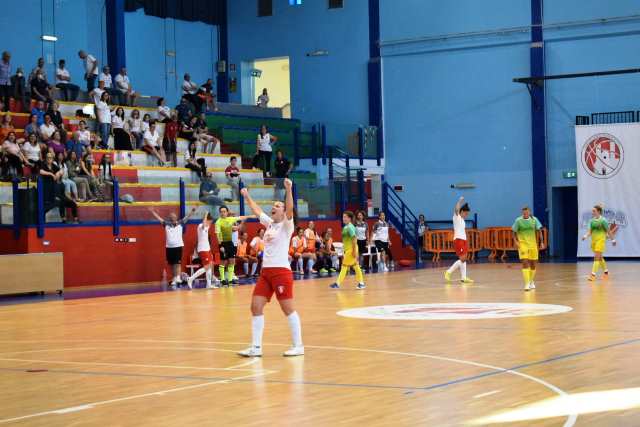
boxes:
[382,182,420,267]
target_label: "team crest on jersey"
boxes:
[581,133,624,179]
[278,285,284,294]
[337,303,572,320]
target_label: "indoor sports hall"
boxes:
[1,1,640,426]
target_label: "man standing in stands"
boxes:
[78,50,99,92]
[0,52,11,111]
[182,73,202,114]
[225,156,241,201]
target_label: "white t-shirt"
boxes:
[260,212,294,269]
[22,142,41,161]
[158,105,171,120]
[40,123,57,140]
[92,88,105,105]
[291,236,305,250]
[182,80,198,95]
[96,101,111,124]
[141,121,150,133]
[144,129,159,147]
[78,130,91,144]
[99,72,112,88]
[453,214,466,240]
[128,118,142,133]
[257,133,272,152]
[84,54,98,76]
[372,220,389,242]
[112,115,125,129]
[165,223,184,248]
[115,74,130,93]
[197,223,211,252]
[250,237,263,252]
[56,68,70,84]
[257,94,269,108]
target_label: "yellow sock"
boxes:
[530,269,536,282]
[336,266,348,285]
[522,268,530,285]
[592,261,600,274]
[600,259,607,272]
[354,264,364,283]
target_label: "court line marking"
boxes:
[473,390,501,399]
[0,371,269,425]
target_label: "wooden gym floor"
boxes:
[1,262,640,426]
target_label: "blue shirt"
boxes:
[0,60,10,85]
[31,107,45,126]
[66,139,85,159]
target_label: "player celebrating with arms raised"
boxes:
[582,204,617,281]
[445,197,473,284]
[512,206,544,291]
[237,178,303,357]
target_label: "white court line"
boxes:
[473,390,502,399]
[0,371,269,424]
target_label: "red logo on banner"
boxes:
[581,133,624,179]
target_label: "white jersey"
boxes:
[196,223,211,252]
[453,214,466,241]
[165,223,184,248]
[372,220,389,242]
[260,212,294,268]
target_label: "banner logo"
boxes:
[581,133,624,179]
[337,303,572,320]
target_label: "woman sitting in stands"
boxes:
[47,130,66,157]
[24,114,40,139]
[66,150,94,201]
[163,111,179,166]
[79,147,104,201]
[54,150,79,201]
[317,229,338,275]
[40,114,57,143]
[141,113,151,134]
[40,151,79,223]
[22,132,42,171]
[0,114,15,142]
[184,141,204,176]
[157,97,171,123]
[195,117,219,154]
[200,78,218,112]
[98,152,115,198]
[127,109,143,149]
[47,102,67,143]
[1,131,27,178]
[142,120,167,166]
[112,107,133,150]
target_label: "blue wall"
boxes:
[227,0,370,124]
[380,0,640,229]
[0,0,106,89]
[124,9,218,106]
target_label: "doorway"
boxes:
[251,57,291,115]
[552,186,578,260]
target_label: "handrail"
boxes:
[382,182,420,266]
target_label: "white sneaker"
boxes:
[237,346,262,357]
[283,346,305,357]
[206,283,215,289]
[383,266,389,273]
[186,276,194,289]
[529,282,536,289]
[524,283,531,291]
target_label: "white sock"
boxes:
[206,269,212,286]
[191,268,206,281]
[251,263,258,275]
[287,311,303,348]
[297,258,303,272]
[447,260,461,274]
[460,262,467,280]
[252,315,264,348]
[243,262,249,276]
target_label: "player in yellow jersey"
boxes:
[330,211,365,289]
[582,204,617,281]
[512,206,544,291]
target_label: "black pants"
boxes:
[0,84,10,111]
[113,128,132,150]
[6,153,23,177]
[87,75,97,92]
[56,83,80,102]
[185,94,203,114]
[259,150,272,177]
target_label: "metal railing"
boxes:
[576,110,639,125]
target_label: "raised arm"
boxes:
[240,187,264,218]
[284,178,293,220]
[454,196,464,215]
[147,207,164,223]
[181,207,197,223]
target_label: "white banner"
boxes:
[575,123,640,257]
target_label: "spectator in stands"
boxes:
[47,102,68,142]
[184,141,204,176]
[142,120,166,165]
[248,228,265,277]
[163,111,179,166]
[176,96,192,124]
[114,67,137,106]
[225,156,241,201]
[194,117,219,153]
[30,71,52,105]
[112,107,132,150]
[199,169,224,208]
[11,67,29,113]
[256,124,277,178]
[273,149,292,200]
[78,50,98,91]
[55,151,79,201]
[90,79,106,106]
[28,57,48,86]
[179,115,196,142]
[66,150,93,201]
[96,92,112,149]
[290,226,315,275]
[157,98,171,123]
[182,73,202,114]
[2,131,27,178]
[65,131,85,160]
[25,114,40,138]
[76,120,93,148]
[79,146,104,201]
[304,221,320,254]
[0,114,15,142]
[0,52,11,111]
[201,78,217,112]
[316,229,338,274]
[99,66,114,94]
[31,100,46,126]
[47,130,66,157]
[40,114,57,142]
[98,152,115,197]
[22,133,42,170]
[127,109,143,149]
[236,231,251,278]
[55,59,79,102]
[141,113,151,133]
[257,88,269,108]
[40,151,79,223]
[417,214,428,260]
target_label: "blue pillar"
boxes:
[37,176,44,238]
[293,128,300,166]
[12,179,20,239]
[217,0,229,103]
[531,0,548,225]
[106,0,126,74]
[179,178,186,228]
[368,0,383,165]
[239,181,245,216]
[357,126,364,166]
[113,178,120,236]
